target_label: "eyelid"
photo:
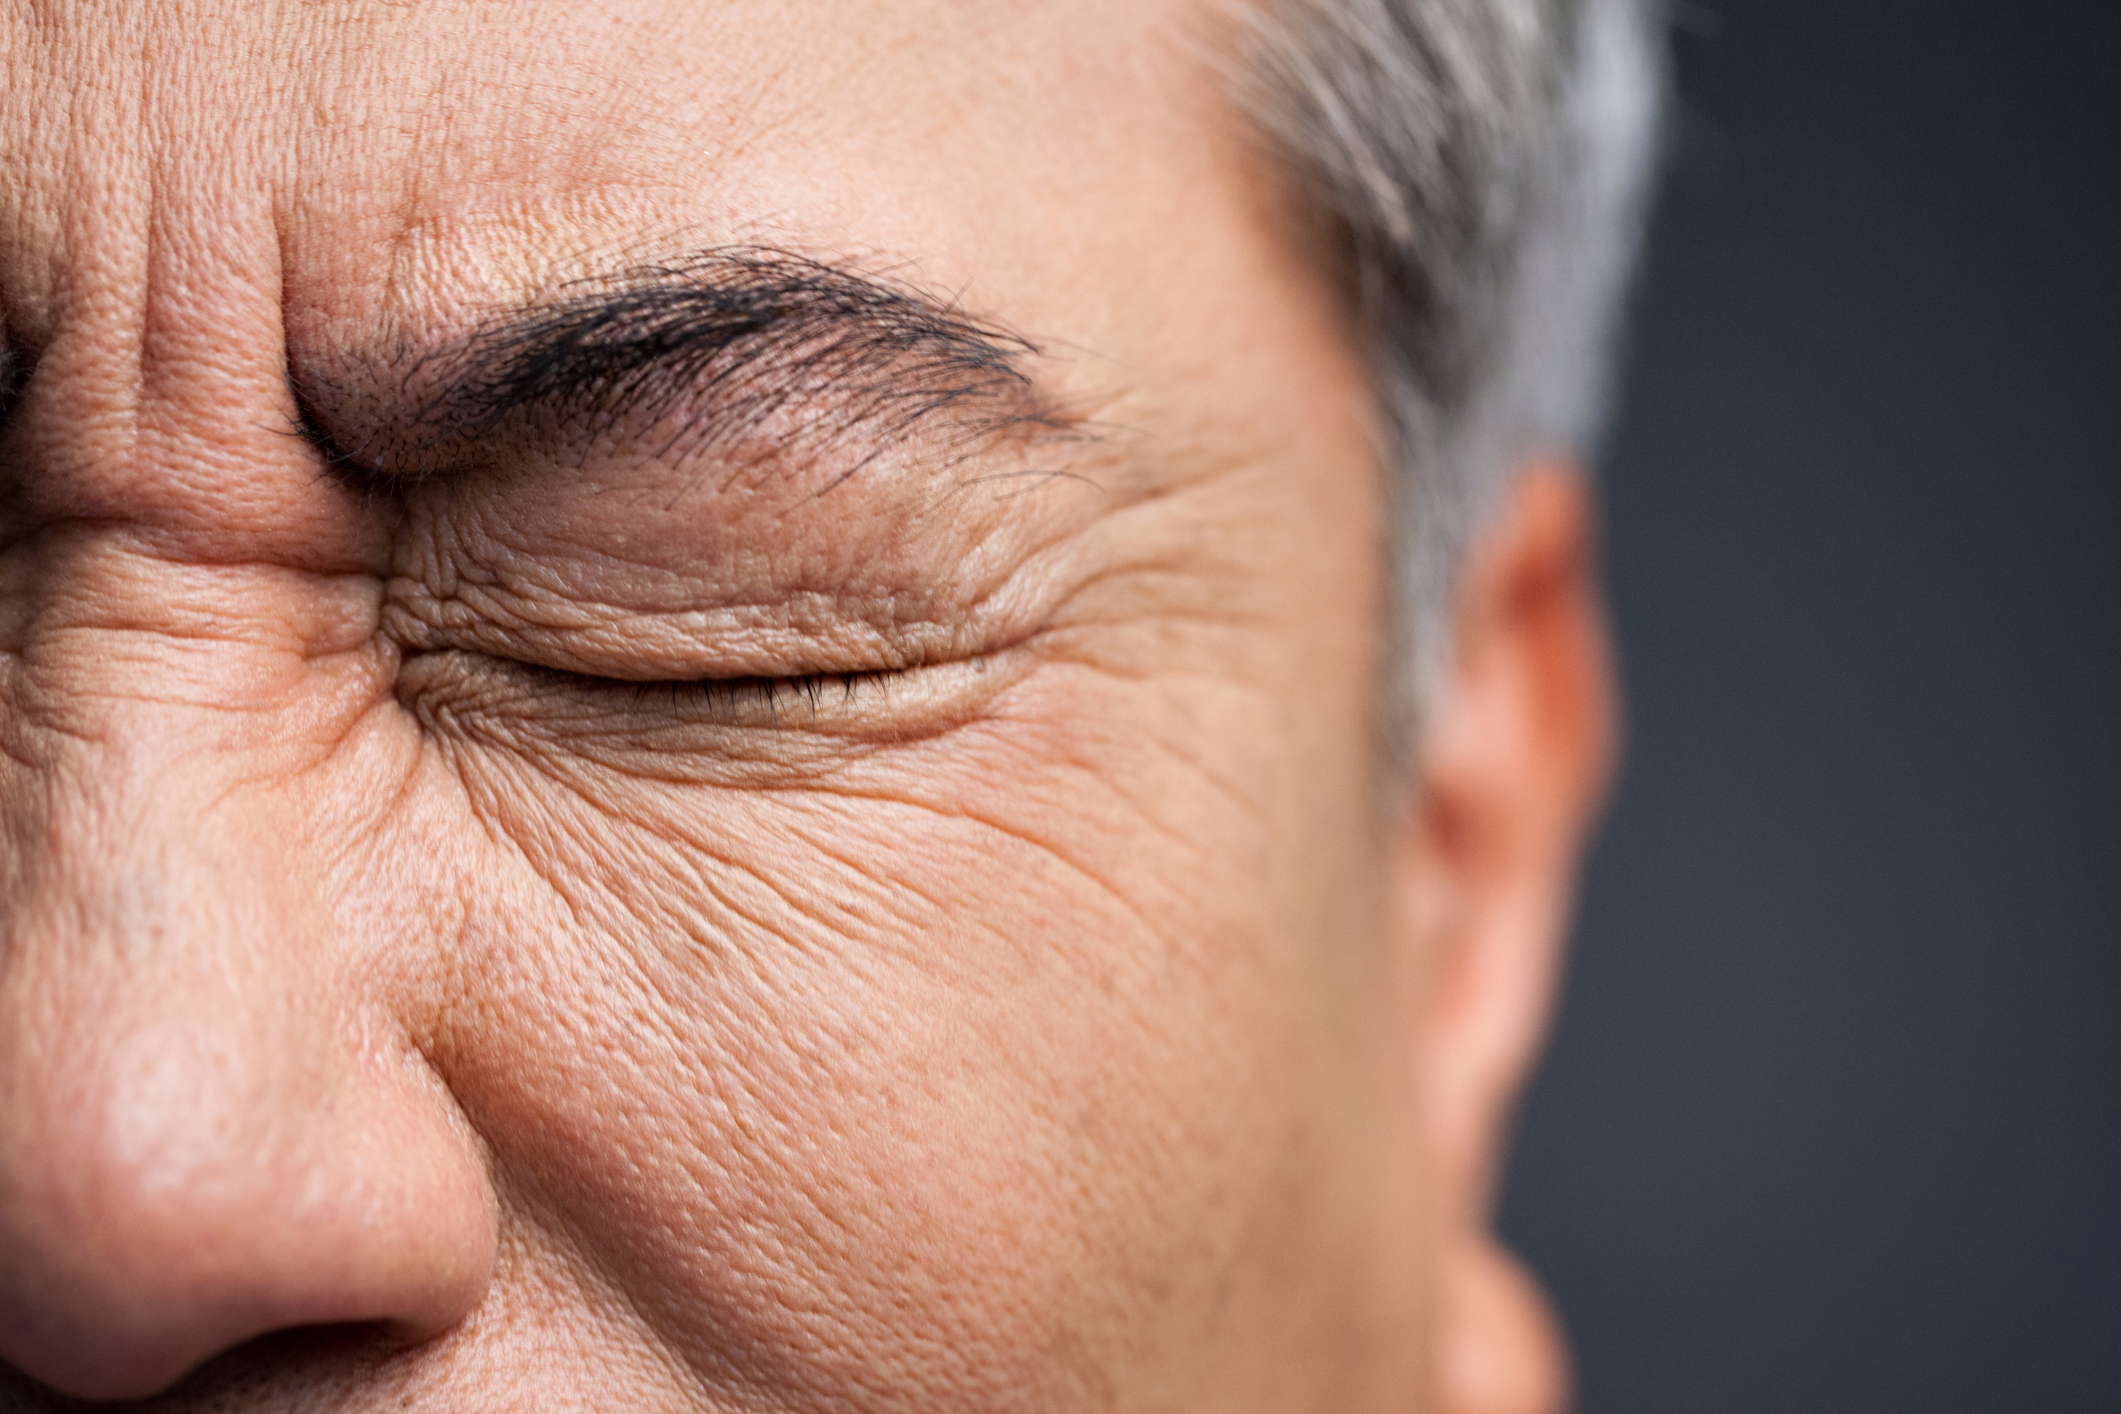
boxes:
[380,576,975,685]
[392,645,1025,770]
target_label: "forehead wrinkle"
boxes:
[270,5,784,344]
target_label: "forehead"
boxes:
[0,0,1252,351]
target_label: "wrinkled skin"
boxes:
[0,2,1613,1411]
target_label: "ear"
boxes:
[1397,461,1618,1414]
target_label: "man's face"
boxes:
[0,3,1605,1410]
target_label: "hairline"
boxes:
[1237,0,1667,767]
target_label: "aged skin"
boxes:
[0,2,1612,1412]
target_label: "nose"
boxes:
[0,577,497,1400]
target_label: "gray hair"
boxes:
[1241,0,1666,743]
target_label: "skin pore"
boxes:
[0,2,1612,1411]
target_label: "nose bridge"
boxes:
[0,514,412,1136]
[1,674,316,974]
[0,677,320,1345]
[0,592,373,1190]
[0,718,318,1189]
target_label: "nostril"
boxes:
[0,1319,425,1405]
[0,341,37,421]
[150,1321,426,1403]
[0,1175,490,1401]
[0,1156,496,1402]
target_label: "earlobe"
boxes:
[1439,1237,1571,1414]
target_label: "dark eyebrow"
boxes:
[297,247,1067,484]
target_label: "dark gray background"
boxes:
[1495,2,2121,1410]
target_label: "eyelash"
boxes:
[533,663,901,723]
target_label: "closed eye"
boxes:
[519,662,900,726]
[390,645,1012,753]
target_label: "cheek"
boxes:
[406,622,1392,1406]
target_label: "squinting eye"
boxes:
[391,643,986,737]
[555,667,896,724]
[466,656,910,728]
[390,636,1022,762]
